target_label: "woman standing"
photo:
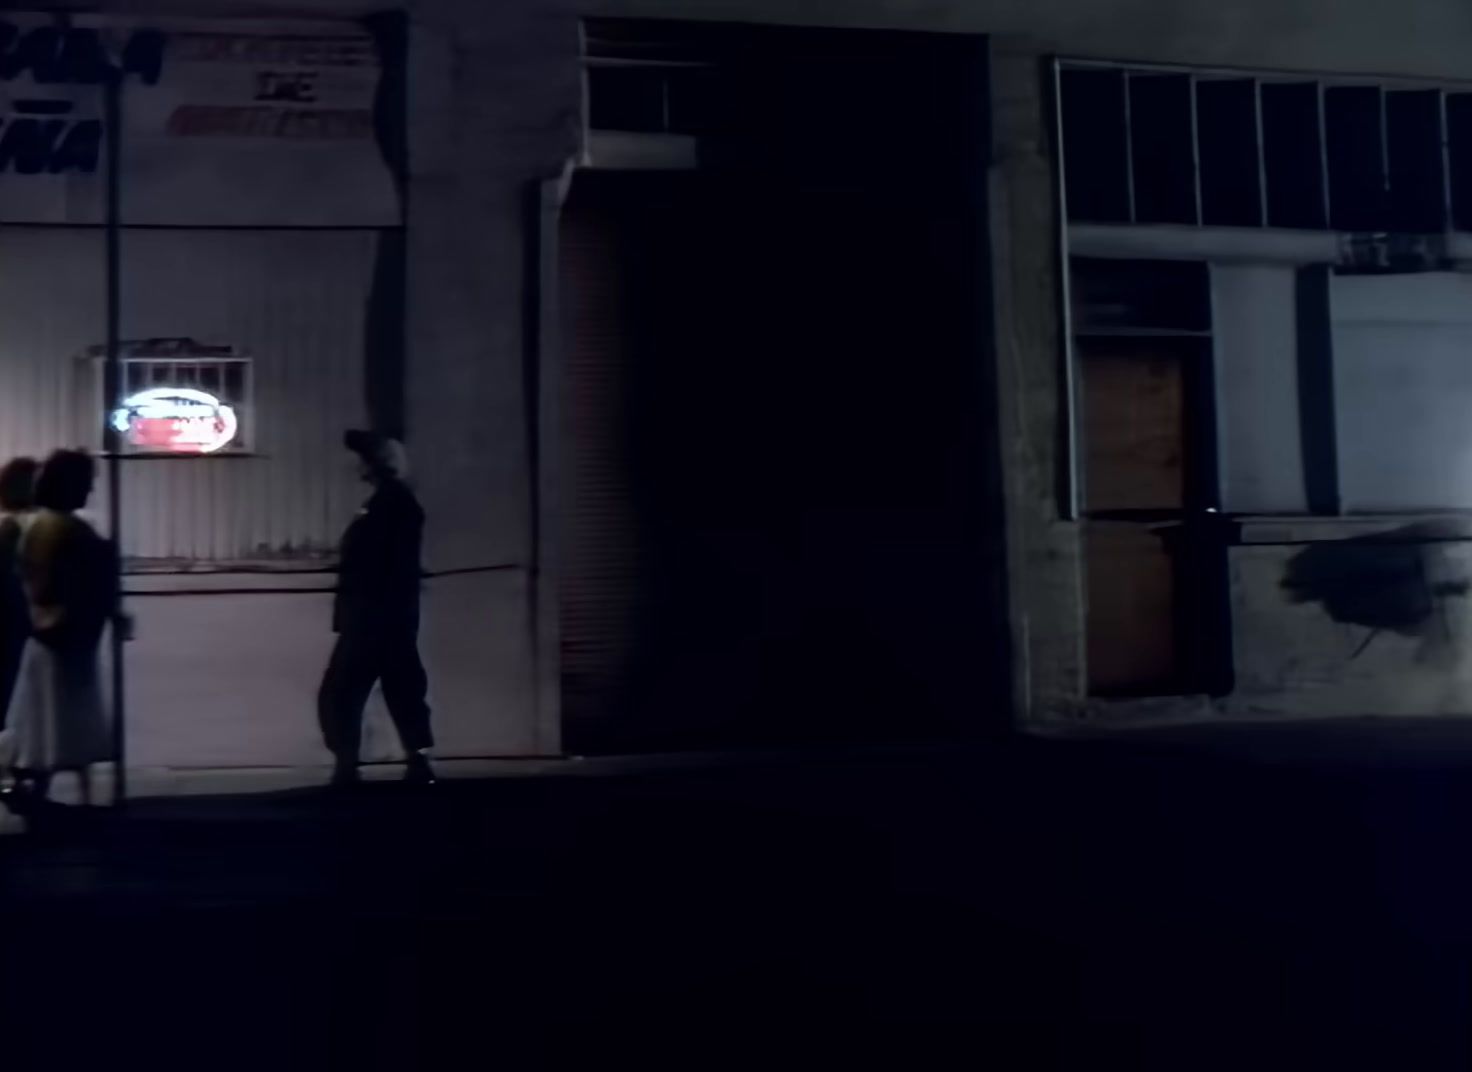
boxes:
[0,457,37,728]
[4,450,119,805]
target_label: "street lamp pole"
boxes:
[103,71,127,807]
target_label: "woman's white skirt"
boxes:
[0,639,110,772]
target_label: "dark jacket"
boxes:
[0,514,27,722]
[0,514,29,654]
[334,479,424,634]
[19,510,119,652]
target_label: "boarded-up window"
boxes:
[1333,273,1472,511]
[1086,521,1178,695]
[1211,265,1306,514]
[1072,257,1229,697]
[1081,339,1187,513]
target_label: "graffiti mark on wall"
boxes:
[166,34,374,68]
[0,23,164,85]
[1282,522,1472,660]
[0,22,164,175]
[166,106,372,140]
[165,31,375,144]
[0,106,99,173]
[0,18,394,223]
[0,21,378,176]
[255,70,317,103]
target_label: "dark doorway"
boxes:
[556,26,1005,753]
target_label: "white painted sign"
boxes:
[0,14,398,225]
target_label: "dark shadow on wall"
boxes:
[1282,522,1472,659]
[363,230,407,440]
[362,11,408,439]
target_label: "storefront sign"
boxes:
[111,386,239,454]
[0,14,397,225]
[0,22,163,180]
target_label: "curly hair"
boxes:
[0,456,37,512]
[35,449,95,512]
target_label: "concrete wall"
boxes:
[988,45,1083,718]
[396,3,579,757]
[962,0,1472,721]
[1228,521,1472,718]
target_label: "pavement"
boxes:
[6,720,1472,1070]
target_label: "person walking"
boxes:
[318,430,434,787]
[3,450,120,805]
[0,457,37,728]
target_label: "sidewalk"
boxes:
[2,724,1470,1069]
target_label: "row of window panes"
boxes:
[1060,66,1472,233]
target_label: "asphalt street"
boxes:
[3,722,1471,1070]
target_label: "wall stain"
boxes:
[1282,522,1471,658]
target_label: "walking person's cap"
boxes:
[343,429,410,480]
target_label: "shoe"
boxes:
[404,753,436,786]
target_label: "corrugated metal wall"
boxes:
[0,229,104,481]
[0,227,379,564]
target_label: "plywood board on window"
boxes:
[1080,338,1186,513]
[1086,520,1178,695]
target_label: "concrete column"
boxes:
[989,42,1086,721]
[399,2,582,756]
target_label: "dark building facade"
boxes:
[11,0,1471,769]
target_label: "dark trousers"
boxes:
[317,629,433,763]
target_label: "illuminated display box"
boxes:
[84,338,252,456]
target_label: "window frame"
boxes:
[84,340,256,458]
